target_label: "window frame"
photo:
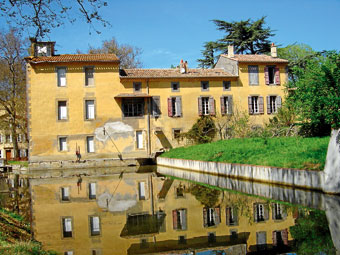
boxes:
[171,82,180,92]
[248,65,259,85]
[86,136,95,153]
[61,187,70,202]
[57,100,68,121]
[172,128,182,140]
[84,99,96,120]
[58,136,68,152]
[56,67,67,87]
[89,215,101,237]
[223,81,231,91]
[136,130,144,150]
[133,82,142,93]
[84,66,95,87]
[61,216,73,238]
[122,98,145,118]
[89,182,97,200]
[201,81,209,91]
[172,208,187,230]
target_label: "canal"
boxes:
[1,166,338,255]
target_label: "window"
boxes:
[64,251,73,255]
[173,129,182,140]
[256,231,267,251]
[208,232,216,243]
[57,67,66,87]
[6,134,12,143]
[248,96,264,115]
[220,96,233,115]
[151,96,161,117]
[89,182,96,199]
[138,181,146,200]
[85,100,95,120]
[171,82,180,92]
[223,81,231,91]
[92,250,101,255]
[87,136,95,153]
[17,134,22,143]
[133,82,142,92]
[248,65,259,85]
[272,203,286,220]
[178,235,186,244]
[85,67,94,86]
[122,98,144,117]
[272,229,288,246]
[176,186,184,198]
[61,187,70,201]
[198,97,215,116]
[267,96,282,114]
[62,217,73,238]
[203,207,220,227]
[265,66,280,85]
[136,131,144,149]
[226,206,238,226]
[254,203,269,222]
[90,216,100,236]
[172,209,187,230]
[201,81,209,91]
[58,101,67,120]
[0,135,3,143]
[59,137,67,151]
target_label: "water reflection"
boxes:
[28,170,303,255]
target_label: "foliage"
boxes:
[277,43,317,83]
[0,29,27,158]
[189,184,220,207]
[290,210,336,255]
[212,16,274,54]
[161,136,329,170]
[183,116,216,144]
[0,0,109,39]
[197,41,218,68]
[8,161,29,167]
[0,241,58,255]
[88,37,142,68]
[287,51,340,133]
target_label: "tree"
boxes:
[189,184,220,207]
[287,51,340,136]
[183,116,216,144]
[290,210,336,255]
[197,41,218,68]
[0,29,27,158]
[212,16,274,54]
[0,0,109,39]
[88,38,142,69]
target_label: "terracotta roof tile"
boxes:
[26,54,119,64]
[120,68,236,79]
[221,54,288,63]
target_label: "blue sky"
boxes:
[1,0,339,68]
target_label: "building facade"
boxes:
[26,42,288,163]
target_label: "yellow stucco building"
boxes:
[30,172,295,255]
[26,42,288,163]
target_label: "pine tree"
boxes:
[197,41,218,68]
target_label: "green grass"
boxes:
[161,137,330,170]
[8,161,28,167]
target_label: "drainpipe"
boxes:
[146,79,151,157]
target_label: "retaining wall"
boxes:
[157,157,323,191]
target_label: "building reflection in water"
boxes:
[29,169,301,255]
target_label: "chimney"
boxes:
[271,43,277,58]
[228,45,234,58]
[180,59,185,74]
[184,61,188,73]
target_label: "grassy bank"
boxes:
[161,137,330,170]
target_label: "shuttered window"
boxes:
[265,66,280,85]
[168,97,182,117]
[254,203,269,222]
[62,217,73,237]
[226,206,238,226]
[203,207,220,227]
[267,96,282,114]
[172,209,187,230]
[198,97,215,116]
[248,65,259,85]
[256,231,267,250]
[85,100,95,120]
[90,216,100,236]
[272,203,287,220]
[248,96,264,115]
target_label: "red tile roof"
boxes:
[120,68,236,79]
[26,54,119,64]
[221,54,288,63]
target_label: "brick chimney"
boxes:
[228,45,234,58]
[271,43,277,58]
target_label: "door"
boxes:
[6,150,11,160]
[136,131,143,149]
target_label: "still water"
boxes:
[3,166,340,255]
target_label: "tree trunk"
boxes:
[11,122,19,159]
